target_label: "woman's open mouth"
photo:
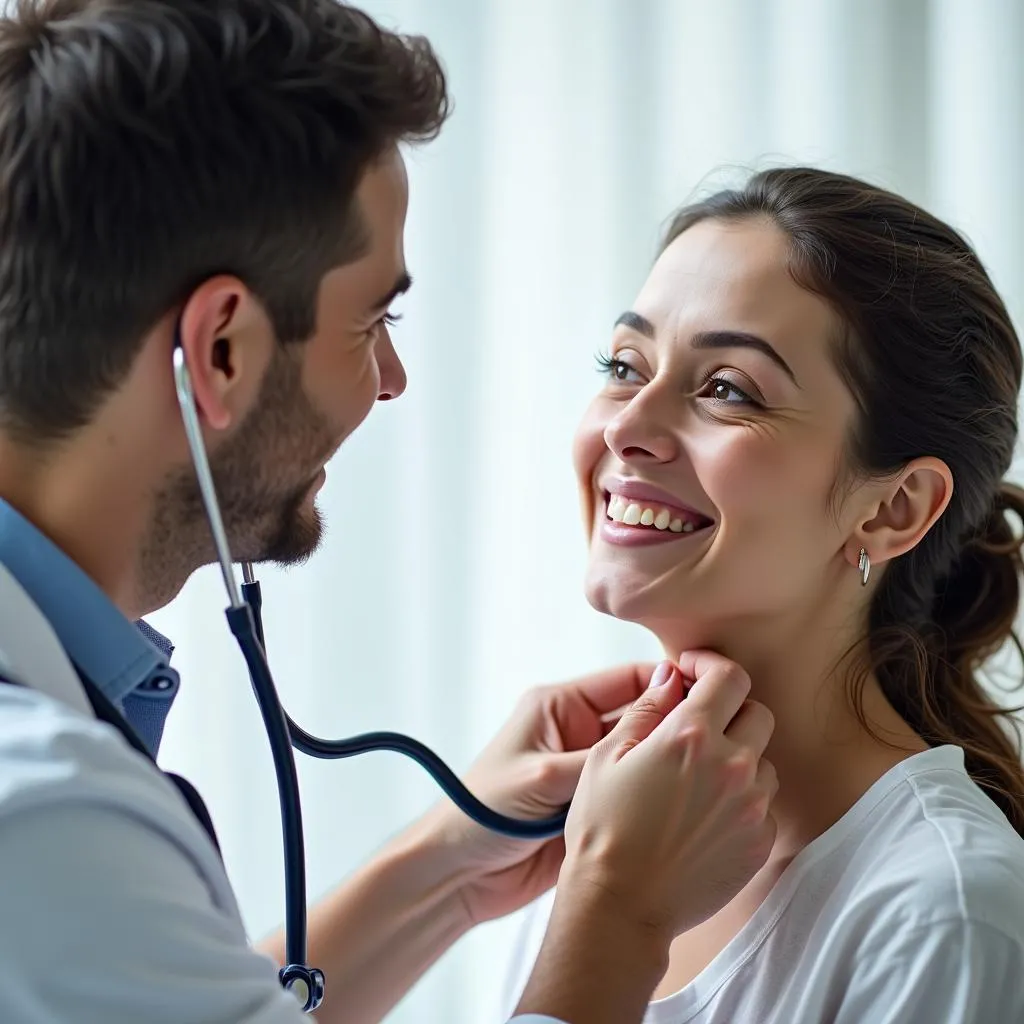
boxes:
[600,490,714,547]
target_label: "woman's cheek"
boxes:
[573,400,609,537]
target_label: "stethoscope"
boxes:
[171,331,567,1013]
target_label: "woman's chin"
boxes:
[583,566,727,648]
[584,568,681,625]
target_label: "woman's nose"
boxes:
[603,390,680,465]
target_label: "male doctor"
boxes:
[0,2,776,1022]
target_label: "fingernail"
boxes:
[649,661,674,688]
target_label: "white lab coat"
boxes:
[0,563,309,1022]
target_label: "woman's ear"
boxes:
[177,276,271,432]
[847,457,953,572]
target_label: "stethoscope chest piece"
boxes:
[280,964,325,1013]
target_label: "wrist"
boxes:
[515,866,670,1024]
[296,818,477,1024]
[382,809,479,927]
[556,860,672,972]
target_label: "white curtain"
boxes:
[150,1,1024,1021]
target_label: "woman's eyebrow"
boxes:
[613,310,800,388]
[691,330,800,388]
[613,310,656,338]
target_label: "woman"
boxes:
[503,167,1024,1022]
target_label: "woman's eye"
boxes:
[701,375,757,406]
[595,352,644,384]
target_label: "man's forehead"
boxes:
[355,147,409,218]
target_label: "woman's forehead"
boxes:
[635,218,841,364]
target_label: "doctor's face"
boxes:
[206,147,411,566]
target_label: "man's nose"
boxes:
[376,329,407,401]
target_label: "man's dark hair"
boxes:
[0,0,448,442]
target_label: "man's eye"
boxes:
[379,312,403,328]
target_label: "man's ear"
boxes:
[177,276,272,432]
[845,457,953,573]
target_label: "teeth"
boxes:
[608,494,627,522]
[605,493,706,535]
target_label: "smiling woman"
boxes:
[502,166,1024,1024]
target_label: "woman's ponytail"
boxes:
[870,483,1024,835]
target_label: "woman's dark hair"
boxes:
[664,167,1024,835]
[0,0,449,442]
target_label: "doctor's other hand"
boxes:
[556,650,778,944]
[410,661,657,927]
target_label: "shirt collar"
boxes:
[0,500,176,704]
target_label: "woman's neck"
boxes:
[652,606,929,855]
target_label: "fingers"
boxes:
[600,708,627,737]
[565,661,661,715]
[596,662,692,737]
[676,650,751,734]
[556,747,589,782]
[602,663,683,755]
[723,700,775,759]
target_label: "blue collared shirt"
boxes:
[0,499,178,755]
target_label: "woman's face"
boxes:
[574,217,865,636]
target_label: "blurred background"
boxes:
[150,1,1024,1020]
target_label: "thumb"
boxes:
[523,749,593,810]
[604,661,683,758]
[550,748,590,793]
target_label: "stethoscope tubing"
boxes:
[173,339,566,1013]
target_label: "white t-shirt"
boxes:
[502,746,1024,1023]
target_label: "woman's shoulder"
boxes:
[833,744,1024,942]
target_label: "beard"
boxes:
[142,346,339,604]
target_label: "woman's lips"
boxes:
[600,476,713,517]
[598,489,713,547]
[599,518,712,547]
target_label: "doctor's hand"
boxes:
[411,661,657,927]
[555,650,778,938]
[515,651,777,1024]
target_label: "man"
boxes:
[0,2,776,1022]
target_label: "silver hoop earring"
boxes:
[858,548,871,587]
